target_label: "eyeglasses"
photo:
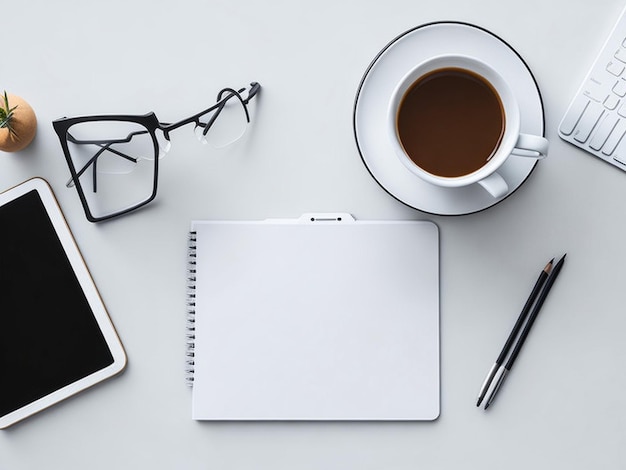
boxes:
[52,82,260,222]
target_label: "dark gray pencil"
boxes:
[484,253,567,410]
[476,258,553,407]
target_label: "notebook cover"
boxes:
[188,214,439,420]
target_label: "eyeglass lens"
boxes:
[64,120,157,220]
[194,91,248,148]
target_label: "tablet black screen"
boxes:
[0,190,113,417]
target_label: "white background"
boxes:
[1,0,625,468]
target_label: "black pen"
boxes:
[484,253,567,410]
[476,258,554,407]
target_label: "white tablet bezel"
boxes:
[0,177,126,429]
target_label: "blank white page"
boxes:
[191,215,439,420]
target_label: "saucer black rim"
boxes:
[352,20,545,217]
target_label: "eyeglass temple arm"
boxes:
[198,86,254,137]
[159,82,260,140]
[243,82,260,105]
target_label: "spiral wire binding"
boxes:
[186,231,197,386]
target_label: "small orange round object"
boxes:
[0,94,37,152]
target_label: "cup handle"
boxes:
[478,171,508,198]
[511,133,549,159]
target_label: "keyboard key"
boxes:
[573,101,604,143]
[560,96,590,135]
[613,154,626,166]
[590,114,619,150]
[604,94,620,110]
[611,134,626,164]
[607,60,625,76]
[615,48,626,63]
[602,118,626,155]
[613,78,626,96]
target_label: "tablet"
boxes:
[0,178,126,429]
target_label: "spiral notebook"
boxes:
[186,214,440,420]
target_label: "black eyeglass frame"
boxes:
[52,82,260,222]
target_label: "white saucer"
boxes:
[353,22,545,215]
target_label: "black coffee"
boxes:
[396,67,505,178]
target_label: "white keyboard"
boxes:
[559,5,626,170]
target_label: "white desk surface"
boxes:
[2,0,625,468]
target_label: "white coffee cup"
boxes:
[388,54,548,198]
